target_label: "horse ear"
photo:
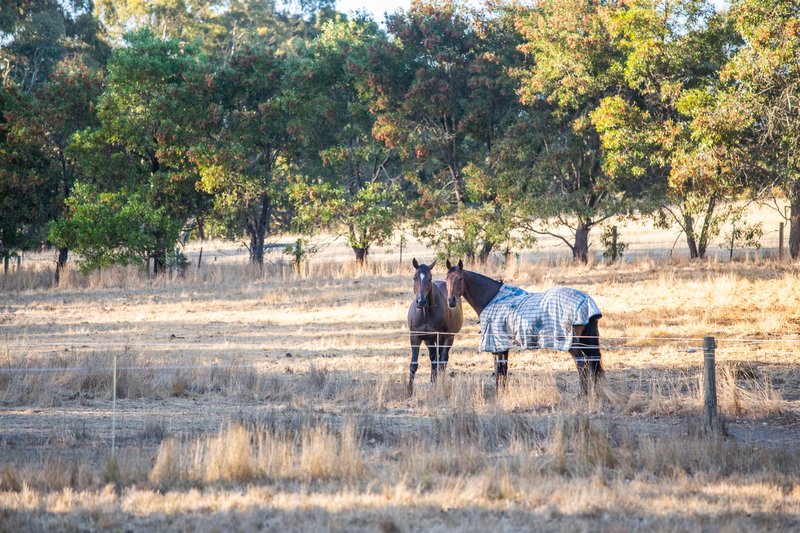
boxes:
[446,259,452,269]
[412,258,419,269]
[429,259,436,270]
[457,259,463,271]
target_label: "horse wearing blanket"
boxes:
[445,259,603,394]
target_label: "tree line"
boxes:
[1,0,798,277]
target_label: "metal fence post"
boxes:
[112,351,117,458]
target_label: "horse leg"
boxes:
[583,316,604,386]
[408,336,421,395]
[571,325,590,395]
[571,319,603,395]
[439,335,454,376]
[425,341,440,383]
[494,351,509,391]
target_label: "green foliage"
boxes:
[588,0,745,258]
[69,27,212,272]
[284,237,317,272]
[0,0,109,90]
[48,183,183,273]
[285,18,404,263]
[722,213,763,258]
[512,0,644,262]
[291,180,401,260]
[722,0,800,256]
[194,42,300,263]
[419,202,531,263]
[3,0,794,271]
[600,226,628,262]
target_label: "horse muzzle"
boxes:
[447,296,457,309]
[416,297,427,308]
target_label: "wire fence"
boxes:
[2,329,797,375]
[1,329,797,459]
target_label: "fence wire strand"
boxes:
[2,329,798,375]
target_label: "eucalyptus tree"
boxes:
[0,0,108,273]
[722,0,800,258]
[53,28,210,274]
[6,56,104,276]
[0,86,50,269]
[514,0,634,263]
[590,0,746,259]
[287,18,403,264]
[369,0,481,207]
[94,0,337,56]
[194,43,303,266]
[367,1,524,261]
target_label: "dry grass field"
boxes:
[2,224,800,531]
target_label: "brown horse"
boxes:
[445,259,603,395]
[407,258,464,394]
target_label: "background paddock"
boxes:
[2,247,800,531]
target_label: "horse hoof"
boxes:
[406,383,414,396]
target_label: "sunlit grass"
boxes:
[1,231,799,530]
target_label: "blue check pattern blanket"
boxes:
[479,284,602,353]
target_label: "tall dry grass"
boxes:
[150,418,364,487]
[3,241,800,530]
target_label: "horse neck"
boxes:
[462,269,502,316]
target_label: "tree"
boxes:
[370,0,480,206]
[0,1,108,275]
[514,0,636,263]
[1,0,109,91]
[196,45,300,266]
[723,0,800,258]
[288,18,403,264]
[367,1,525,261]
[590,0,746,259]
[5,56,104,277]
[64,28,210,274]
[0,83,51,269]
[94,0,336,58]
[49,183,182,273]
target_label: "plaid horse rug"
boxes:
[479,284,602,353]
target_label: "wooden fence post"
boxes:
[703,336,718,431]
[779,222,785,261]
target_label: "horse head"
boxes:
[445,259,464,309]
[412,258,436,309]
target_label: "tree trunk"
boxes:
[696,196,717,259]
[197,217,205,241]
[789,181,800,259]
[153,252,166,276]
[54,247,68,284]
[478,241,494,263]
[573,222,591,263]
[683,213,700,259]
[248,193,272,266]
[352,246,369,264]
[453,173,466,205]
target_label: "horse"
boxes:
[444,259,603,395]
[407,258,464,394]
